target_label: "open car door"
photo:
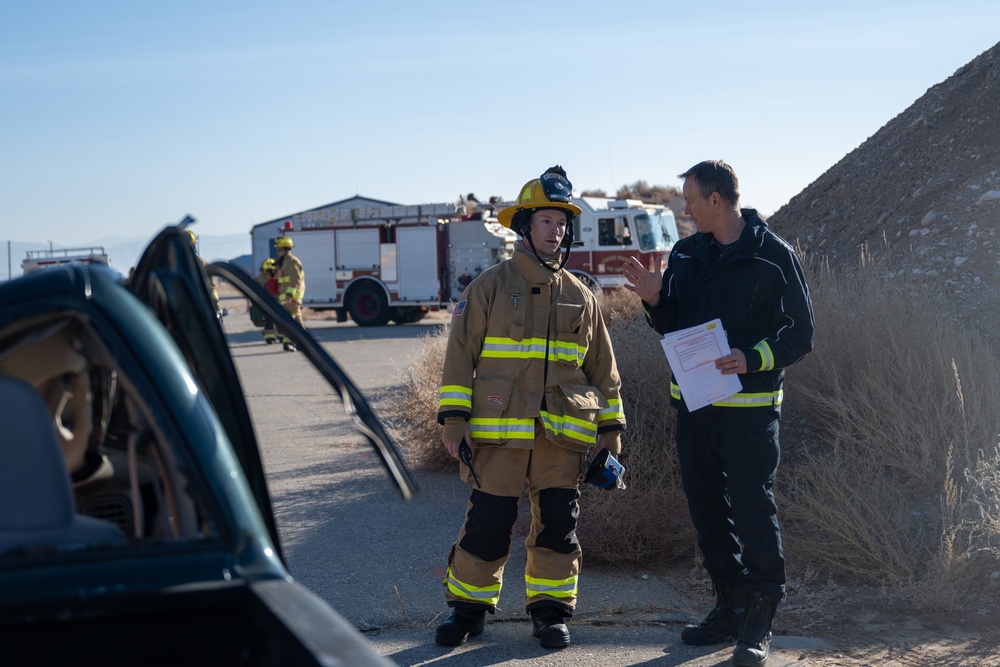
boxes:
[130,225,416,561]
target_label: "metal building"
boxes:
[250,195,400,270]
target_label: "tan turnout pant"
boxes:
[444,422,588,613]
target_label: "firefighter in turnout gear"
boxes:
[275,236,305,352]
[254,258,280,344]
[434,166,627,650]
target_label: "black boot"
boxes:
[530,607,571,649]
[732,591,779,666]
[680,583,746,646]
[434,607,486,646]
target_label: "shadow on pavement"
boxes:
[226,320,445,346]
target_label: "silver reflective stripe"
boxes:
[526,581,577,595]
[599,399,623,420]
[448,575,500,602]
[468,419,535,439]
[754,340,775,371]
[670,383,783,407]
[539,413,597,444]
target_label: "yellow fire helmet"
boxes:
[186,229,198,245]
[261,258,277,271]
[497,166,582,236]
[275,236,294,249]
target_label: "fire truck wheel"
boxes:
[347,283,390,327]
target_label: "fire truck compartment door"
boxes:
[287,230,336,302]
[336,229,380,270]
[396,226,439,300]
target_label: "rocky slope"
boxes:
[768,41,1000,339]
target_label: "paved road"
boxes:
[222,300,830,666]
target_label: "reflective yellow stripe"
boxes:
[598,397,623,422]
[754,341,775,371]
[482,336,547,358]
[525,573,578,600]
[469,414,598,443]
[670,383,783,408]
[539,410,597,445]
[712,390,783,407]
[278,276,290,284]
[468,417,535,440]
[439,385,473,409]
[446,566,501,605]
[549,340,585,365]
[480,337,587,366]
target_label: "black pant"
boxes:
[675,405,785,600]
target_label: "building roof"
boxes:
[251,195,401,231]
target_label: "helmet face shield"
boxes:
[539,172,573,204]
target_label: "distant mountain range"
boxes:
[1,233,251,281]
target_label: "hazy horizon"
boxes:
[1,231,251,281]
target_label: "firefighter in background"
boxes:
[187,230,221,319]
[434,166,626,650]
[253,258,280,344]
[275,235,305,352]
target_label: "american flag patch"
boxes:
[452,300,466,317]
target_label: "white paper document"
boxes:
[659,319,743,412]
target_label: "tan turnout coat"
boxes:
[437,243,625,453]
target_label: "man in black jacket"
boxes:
[622,160,814,667]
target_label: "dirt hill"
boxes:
[768,40,1000,340]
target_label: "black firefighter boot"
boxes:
[434,606,486,646]
[732,591,780,666]
[680,583,746,645]
[530,606,571,649]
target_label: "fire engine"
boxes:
[22,247,110,274]
[262,197,677,327]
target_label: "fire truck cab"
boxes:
[565,197,678,291]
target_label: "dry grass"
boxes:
[596,287,645,327]
[780,250,1000,609]
[577,288,695,565]
[577,307,695,565]
[385,327,455,471]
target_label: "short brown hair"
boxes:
[678,160,740,206]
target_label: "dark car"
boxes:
[0,225,415,666]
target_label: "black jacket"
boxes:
[644,209,814,410]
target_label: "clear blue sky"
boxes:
[2,1,998,246]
